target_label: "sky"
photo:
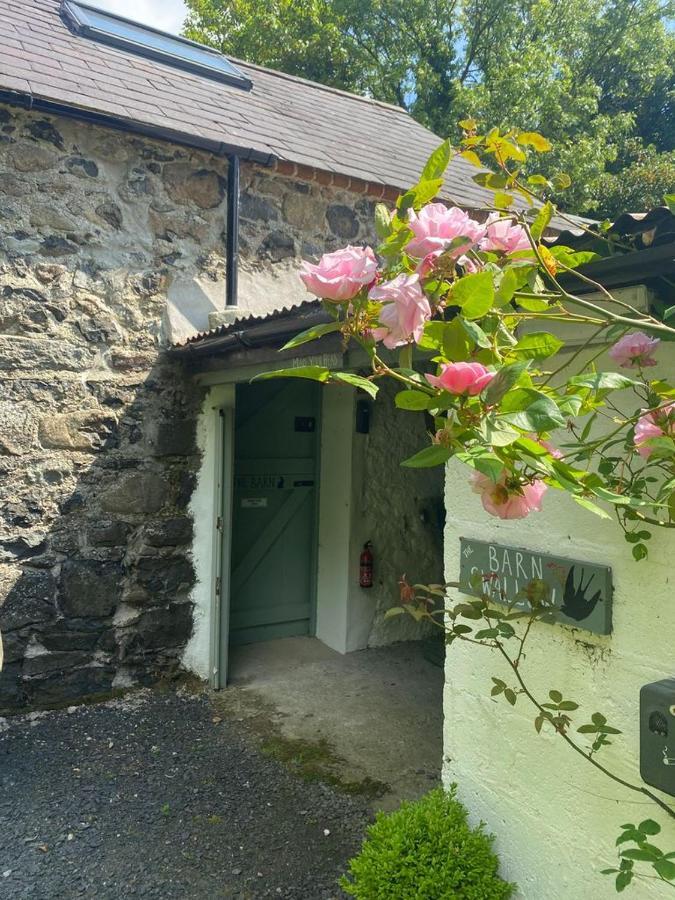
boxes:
[93,0,188,35]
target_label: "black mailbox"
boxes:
[640,678,675,797]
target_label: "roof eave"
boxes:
[0,88,278,166]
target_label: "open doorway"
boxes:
[227,380,321,651]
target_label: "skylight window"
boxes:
[61,1,252,89]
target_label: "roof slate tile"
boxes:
[0,0,502,204]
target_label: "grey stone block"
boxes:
[59,560,122,618]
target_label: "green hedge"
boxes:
[340,787,514,899]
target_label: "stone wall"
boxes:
[0,103,380,710]
[356,380,445,646]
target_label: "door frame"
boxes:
[185,352,361,687]
[210,405,234,689]
[228,379,322,648]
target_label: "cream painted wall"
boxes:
[442,346,675,898]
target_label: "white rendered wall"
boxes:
[182,383,234,680]
[442,348,675,898]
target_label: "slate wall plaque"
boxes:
[459,537,613,634]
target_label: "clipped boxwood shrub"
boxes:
[340,786,514,899]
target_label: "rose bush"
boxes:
[258,125,675,893]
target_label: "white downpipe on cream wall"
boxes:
[182,383,234,680]
[442,349,675,898]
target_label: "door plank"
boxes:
[231,488,311,595]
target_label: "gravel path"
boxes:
[0,688,371,899]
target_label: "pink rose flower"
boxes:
[609,331,660,368]
[480,215,530,254]
[416,250,443,279]
[425,361,494,396]
[470,471,548,519]
[406,203,485,258]
[415,250,481,279]
[529,435,563,459]
[634,403,675,458]
[299,245,378,302]
[369,273,431,349]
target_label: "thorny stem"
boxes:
[543,322,609,385]
[488,636,675,821]
[521,222,675,339]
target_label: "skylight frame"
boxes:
[60,0,252,90]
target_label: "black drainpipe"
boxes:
[226,155,240,307]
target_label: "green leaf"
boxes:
[460,149,482,167]
[483,361,531,405]
[475,627,499,639]
[401,445,452,468]
[517,132,553,152]
[530,201,554,241]
[397,178,444,216]
[500,389,566,431]
[504,688,517,706]
[478,417,522,447]
[460,318,491,348]
[456,451,504,482]
[395,389,432,411]
[654,859,675,880]
[494,191,514,209]
[473,171,509,190]
[621,849,660,862]
[253,365,331,383]
[568,372,639,391]
[516,295,550,312]
[494,268,519,307]
[452,272,495,319]
[384,606,405,619]
[551,172,571,190]
[632,543,649,562]
[374,203,392,240]
[549,247,600,269]
[558,700,579,711]
[549,690,563,703]
[281,321,342,351]
[379,225,414,258]
[510,332,564,360]
[615,870,633,892]
[573,496,612,519]
[422,140,452,181]
[417,320,447,351]
[332,372,378,398]
[638,819,662,836]
[442,318,472,360]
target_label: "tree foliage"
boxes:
[184,0,675,218]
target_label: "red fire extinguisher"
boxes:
[360,541,374,588]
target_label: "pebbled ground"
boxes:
[0,688,371,899]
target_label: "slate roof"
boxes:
[0,0,497,206]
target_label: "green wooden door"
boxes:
[229,380,320,645]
